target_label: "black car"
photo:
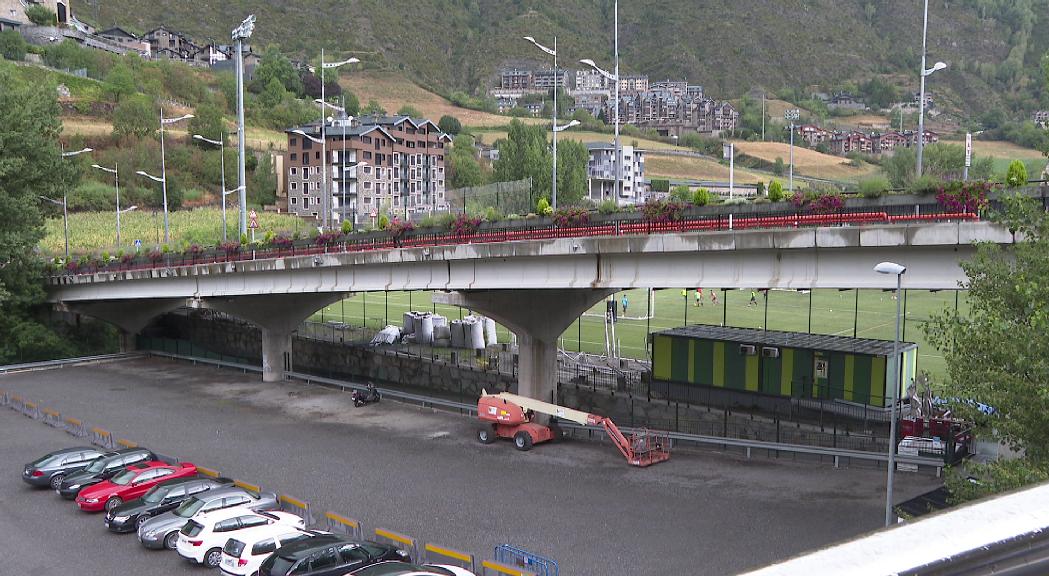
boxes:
[22,446,107,489]
[258,535,411,576]
[56,447,155,499]
[105,476,231,533]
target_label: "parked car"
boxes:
[350,562,477,576]
[258,535,411,576]
[55,447,155,499]
[75,461,198,512]
[176,508,305,568]
[105,476,232,533]
[22,446,106,489]
[220,526,327,576]
[137,486,279,550]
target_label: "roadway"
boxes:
[0,357,941,575]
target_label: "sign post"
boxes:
[248,209,258,243]
[963,132,972,181]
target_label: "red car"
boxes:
[75,461,197,512]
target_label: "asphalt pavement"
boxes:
[0,357,942,575]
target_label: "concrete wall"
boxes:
[151,314,514,399]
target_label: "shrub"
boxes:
[438,115,462,135]
[341,219,352,234]
[450,213,482,235]
[25,5,57,25]
[936,181,993,213]
[378,213,390,230]
[807,193,845,214]
[269,235,293,249]
[314,231,342,247]
[388,218,415,238]
[858,177,890,199]
[186,244,204,257]
[768,180,784,202]
[1006,160,1028,188]
[536,197,553,216]
[650,179,670,193]
[641,199,686,223]
[147,249,163,263]
[597,200,619,214]
[908,174,942,195]
[553,208,590,227]
[220,241,241,255]
[692,188,711,206]
[0,29,27,61]
[788,191,806,208]
[670,185,692,202]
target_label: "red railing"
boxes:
[52,211,980,279]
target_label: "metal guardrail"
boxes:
[150,350,941,473]
[0,353,140,375]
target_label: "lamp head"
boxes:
[523,36,535,43]
[874,261,907,275]
[580,58,596,68]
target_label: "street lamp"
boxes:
[136,170,165,245]
[157,111,194,243]
[54,146,93,258]
[875,260,907,527]
[784,109,800,192]
[317,52,360,231]
[915,0,946,178]
[316,99,357,228]
[581,57,621,205]
[524,35,563,210]
[193,133,231,242]
[232,14,255,238]
[91,163,124,246]
[553,119,581,133]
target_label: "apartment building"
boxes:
[618,74,649,93]
[142,26,197,60]
[533,69,569,90]
[586,142,646,205]
[283,115,450,226]
[499,68,533,91]
[575,69,608,91]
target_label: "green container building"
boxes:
[650,325,917,407]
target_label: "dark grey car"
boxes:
[137,486,279,550]
[22,447,107,489]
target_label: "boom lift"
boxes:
[477,390,671,467]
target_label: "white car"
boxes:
[176,507,305,568]
[220,525,326,576]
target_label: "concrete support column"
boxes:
[260,328,292,382]
[65,298,186,353]
[435,289,614,402]
[118,329,136,353]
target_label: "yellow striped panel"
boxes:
[116,439,138,449]
[687,340,695,383]
[375,528,414,547]
[713,342,725,387]
[196,466,220,478]
[65,417,82,426]
[653,335,672,380]
[871,356,887,406]
[481,561,535,576]
[780,349,794,396]
[844,355,855,402]
[279,494,308,509]
[234,480,261,492]
[424,543,473,563]
[324,512,359,529]
[745,354,759,392]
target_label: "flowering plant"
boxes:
[641,200,686,223]
[450,214,482,235]
[807,193,845,214]
[936,181,992,213]
[553,208,591,228]
[388,218,416,239]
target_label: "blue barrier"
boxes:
[494,544,558,576]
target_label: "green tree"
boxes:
[692,188,711,206]
[362,99,387,116]
[258,77,287,109]
[188,100,226,147]
[250,46,302,97]
[1006,159,1029,187]
[555,139,588,206]
[438,115,462,135]
[860,77,899,110]
[924,195,1049,498]
[342,91,360,117]
[396,104,422,117]
[103,62,136,102]
[772,157,785,176]
[111,95,155,140]
[670,185,692,202]
[0,68,79,362]
[24,4,57,25]
[493,119,550,197]
[768,180,784,201]
[0,29,27,61]
[883,147,916,188]
[250,153,276,205]
[448,135,482,189]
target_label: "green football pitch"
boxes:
[310,288,969,381]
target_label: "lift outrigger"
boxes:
[477,390,671,467]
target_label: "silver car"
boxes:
[137,486,279,550]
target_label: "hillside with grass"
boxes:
[71,0,1049,118]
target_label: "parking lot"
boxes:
[1,357,941,575]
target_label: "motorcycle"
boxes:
[352,384,381,407]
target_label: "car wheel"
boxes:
[105,497,123,512]
[478,426,496,444]
[164,531,178,550]
[135,513,150,528]
[49,474,64,490]
[513,431,534,451]
[204,547,222,568]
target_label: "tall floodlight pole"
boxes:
[158,111,194,243]
[875,261,907,527]
[232,14,255,238]
[613,0,620,204]
[915,0,946,178]
[193,134,228,241]
[785,109,800,192]
[319,53,360,230]
[524,35,558,209]
[55,147,93,259]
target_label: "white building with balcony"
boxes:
[585,142,645,205]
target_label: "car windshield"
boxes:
[175,496,204,518]
[110,469,137,485]
[84,458,108,473]
[142,485,168,503]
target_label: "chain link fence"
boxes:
[443,178,534,218]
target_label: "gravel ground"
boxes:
[0,357,941,575]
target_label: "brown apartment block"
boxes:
[283,115,450,226]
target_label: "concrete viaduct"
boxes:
[45,220,1013,403]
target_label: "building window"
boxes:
[364,182,371,189]
[290,197,297,205]
[290,153,297,162]
[290,183,298,191]
[315,151,320,160]
[290,167,297,176]
[364,151,372,160]
[303,197,310,209]
[290,138,298,147]
[364,166,372,175]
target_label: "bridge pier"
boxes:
[436,289,614,403]
[198,293,343,382]
[63,298,186,353]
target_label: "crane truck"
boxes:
[477,390,671,467]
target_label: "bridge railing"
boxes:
[47,203,986,278]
